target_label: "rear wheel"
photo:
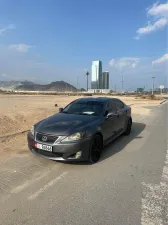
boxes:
[88,134,103,164]
[124,118,132,135]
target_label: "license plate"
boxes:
[36,143,52,152]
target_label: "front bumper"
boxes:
[27,132,91,161]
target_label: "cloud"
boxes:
[109,57,140,69]
[108,56,167,91]
[0,73,7,77]
[131,63,136,68]
[109,59,115,67]
[152,53,168,64]
[0,45,84,86]
[147,2,168,17]
[137,17,168,35]
[134,36,140,40]
[0,24,16,36]
[0,44,166,90]
[135,2,168,39]
[8,44,32,53]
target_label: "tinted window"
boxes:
[113,99,125,109]
[62,101,104,116]
[105,101,118,112]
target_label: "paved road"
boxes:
[0,103,167,225]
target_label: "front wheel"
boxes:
[124,118,132,135]
[88,134,103,164]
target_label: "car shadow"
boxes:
[99,122,146,162]
[61,122,146,166]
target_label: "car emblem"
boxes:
[42,136,47,142]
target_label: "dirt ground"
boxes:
[0,94,164,160]
[0,94,163,136]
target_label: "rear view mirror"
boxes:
[59,108,63,112]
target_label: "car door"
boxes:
[102,100,119,141]
[113,99,127,133]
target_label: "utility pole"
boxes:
[152,53,157,95]
[77,76,78,94]
[152,76,155,95]
[66,82,67,93]
[121,73,124,94]
[86,71,89,91]
[115,84,116,93]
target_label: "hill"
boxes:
[0,81,22,90]
[0,80,37,91]
[0,80,85,92]
[15,80,77,92]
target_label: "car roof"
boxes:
[75,97,122,103]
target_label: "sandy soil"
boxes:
[0,94,163,160]
[0,95,77,136]
[0,94,163,137]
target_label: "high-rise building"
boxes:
[102,71,109,89]
[91,61,102,89]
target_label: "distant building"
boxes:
[137,88,144,93]
[155,88,160,93]
[155,87,168,93]
[102,71,109,89]
[163,88,168,93]
[88,89,111,94]
[91,61,102,89]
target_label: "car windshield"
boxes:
[62,101,104,116]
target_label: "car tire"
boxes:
[124,118,132,135]
[88,134,103,164]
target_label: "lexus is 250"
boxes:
[27,97,132,163]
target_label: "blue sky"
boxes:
[0,0,167,90]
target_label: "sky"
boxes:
[0,0,167,91]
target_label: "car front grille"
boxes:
[35,149,63,158]
[36,132,58,144]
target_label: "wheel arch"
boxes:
[94,132,103,140]
[129,117,132,124]
[92,132,104,146]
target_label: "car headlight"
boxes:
[30,126,34,136]
[61,132,85,143]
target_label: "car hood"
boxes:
[36,113,100,135]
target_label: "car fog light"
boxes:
[75,151,82,159]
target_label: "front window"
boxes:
[105,101,118,113]
[113,99,125,109]
[62,101,104,116]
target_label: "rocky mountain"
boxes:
[0,80,86,92]
[0,80,37,90]
[0,81,22,90]
[16,80,77,92]
[0,80,78,92]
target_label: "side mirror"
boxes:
[106,112,113,118]
[106,112,117,118]
[59,108,63,112]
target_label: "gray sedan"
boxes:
[27,97,132,163]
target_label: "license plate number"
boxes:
[36,143,52,152]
